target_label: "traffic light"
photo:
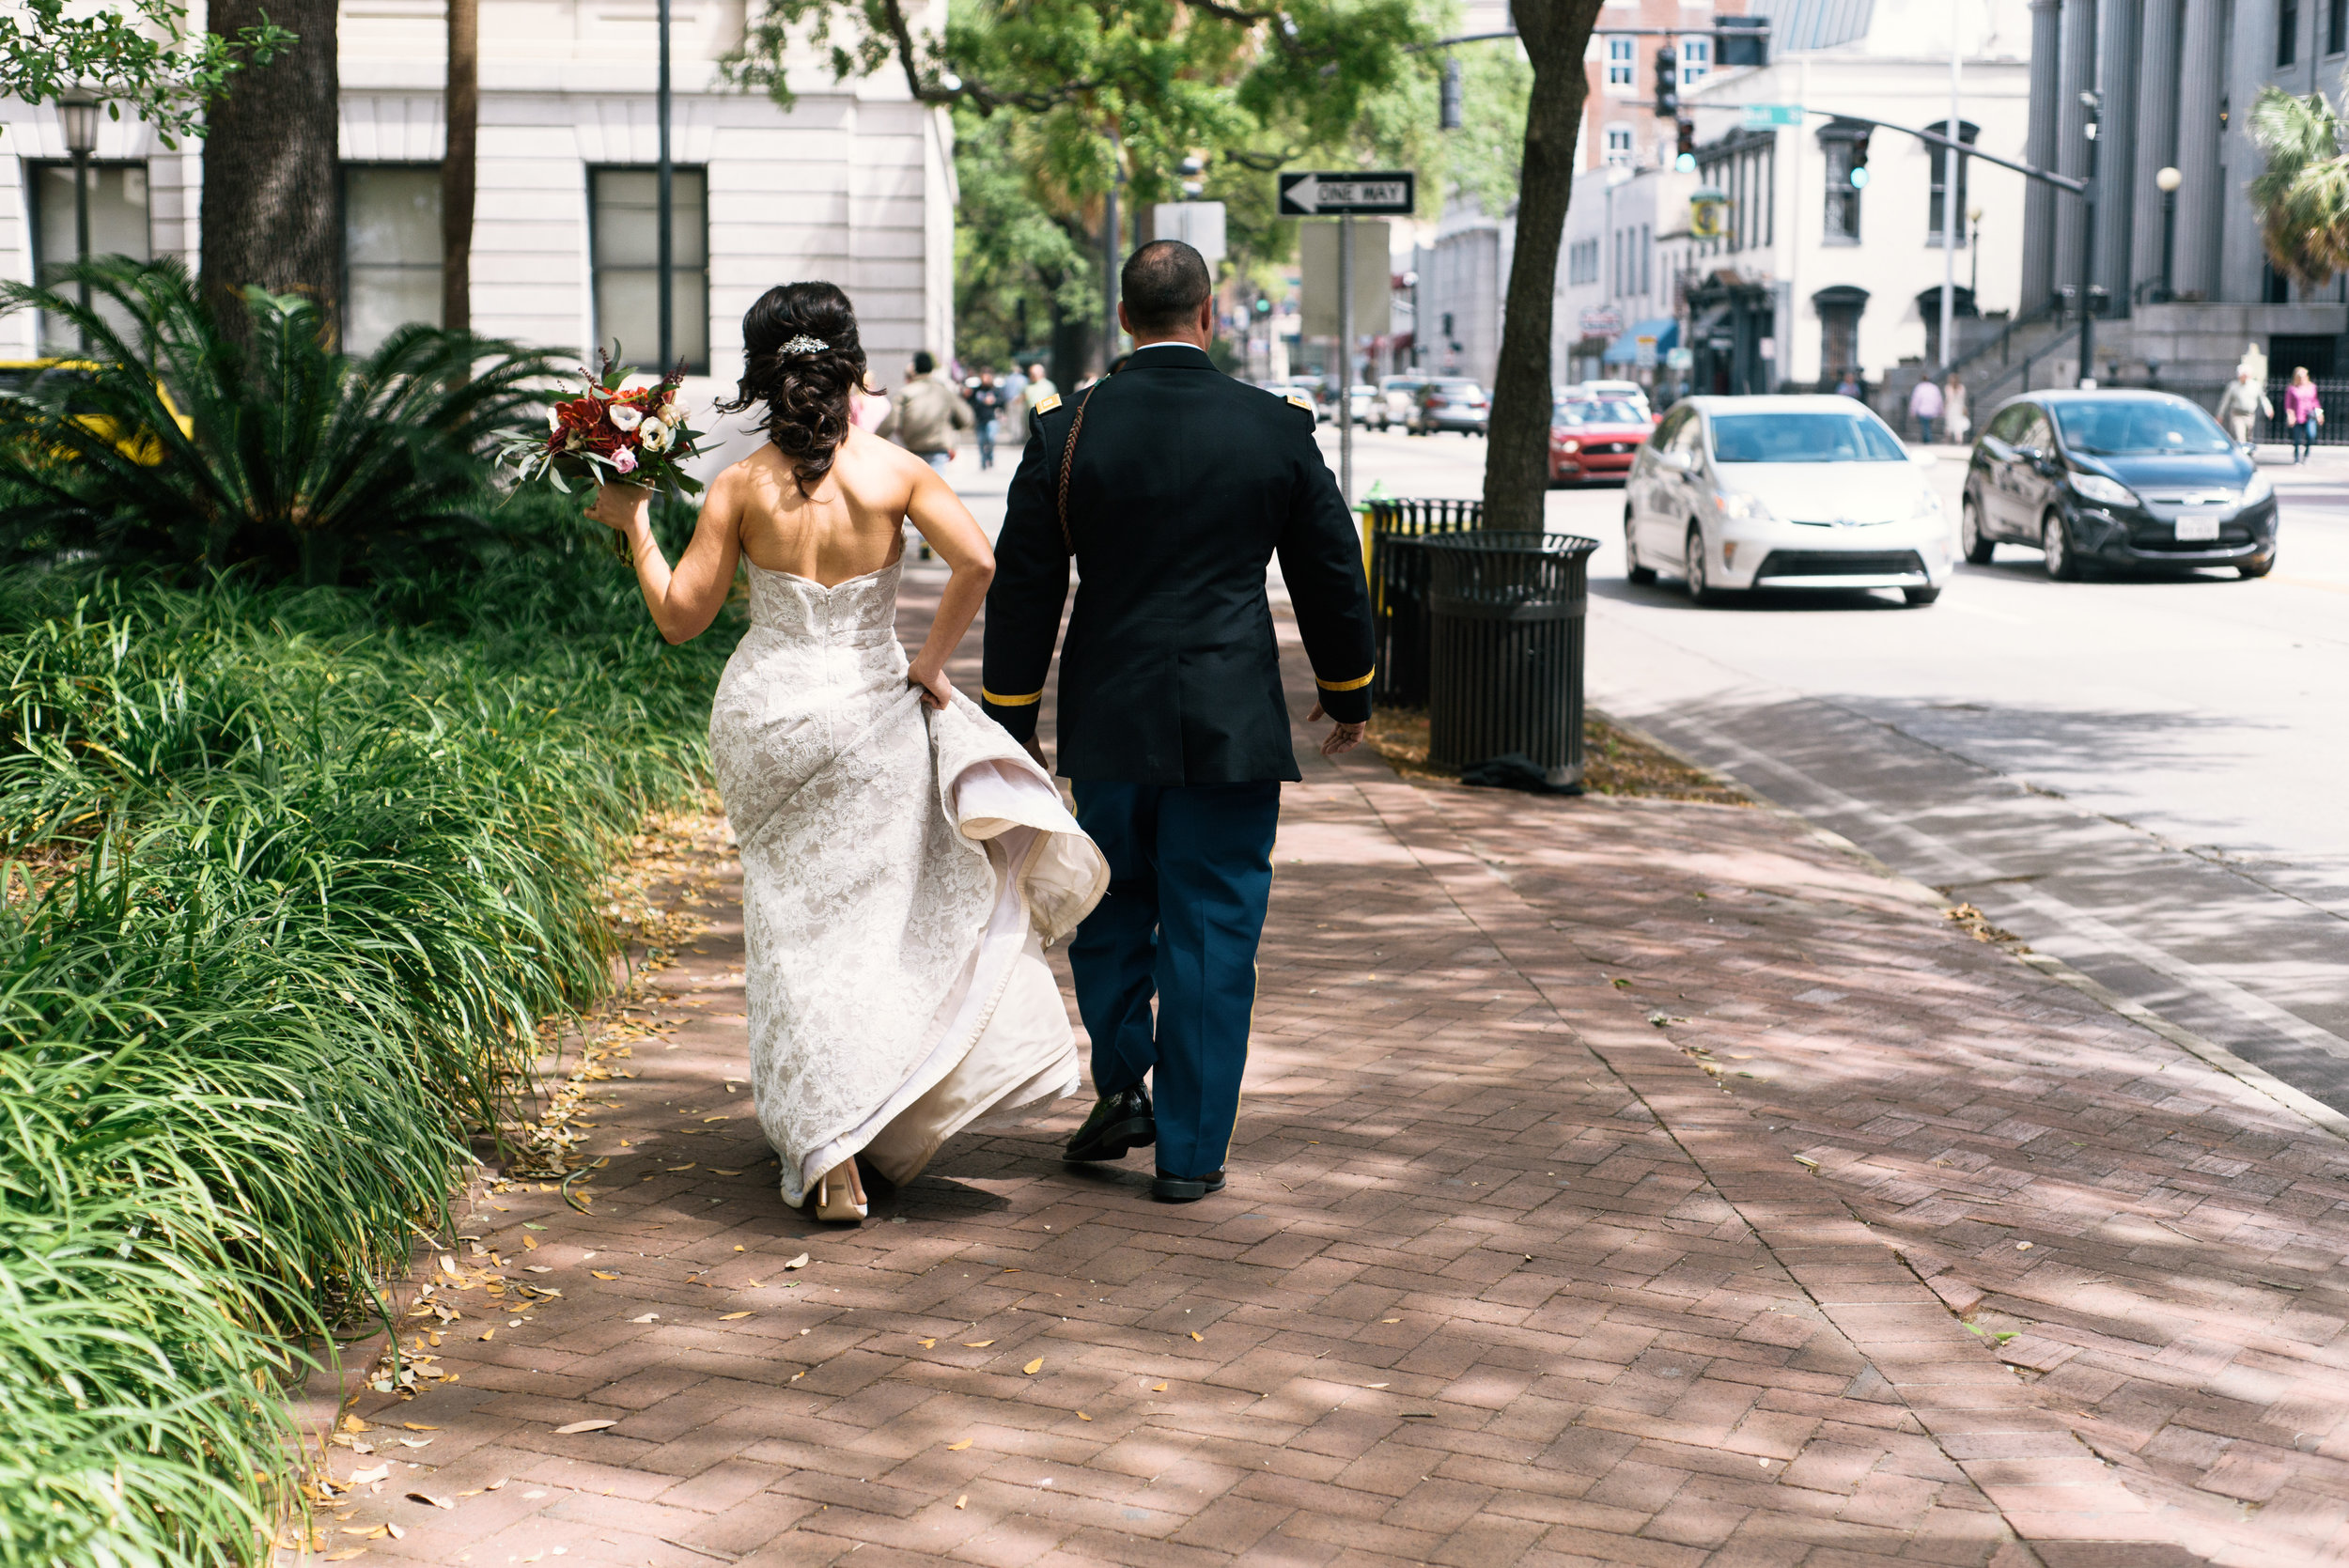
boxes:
[1178,153,1206,197]
[1439,56,1462,131]
[1654,46,1679,118]
[1675,117,1697,172]
[1848,130,1871,188]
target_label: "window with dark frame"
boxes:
[344,164,443,355]
[2330,0,2345,54]
[1696,132,1777,256]
[588,165,710,375]
[1927,121,1980,242]
[27,161,153,353]
[2280,0,2300,66]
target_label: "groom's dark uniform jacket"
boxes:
[978,345,1375,782]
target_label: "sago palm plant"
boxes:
[2250,84,2349,287]
[0,257,566,585]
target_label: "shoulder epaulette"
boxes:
[1285,392,1314,412]
[1034,393,1063,415]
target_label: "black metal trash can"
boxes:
[1363,498,1483,707]
[1423,532,1600,788]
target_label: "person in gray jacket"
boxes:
[878,351,974,473]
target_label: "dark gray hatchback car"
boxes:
[1963,391,2278,579]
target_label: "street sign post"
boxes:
[1742,103,1805,130]
[1278,171,1416,216]
[1283,170,1415,506]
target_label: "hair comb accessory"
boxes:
[781,334,829,356]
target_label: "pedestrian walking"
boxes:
[876,350,974,474]
[1942,373,1970,446]
[1908,375,1945,444]
[982,240,1375,1205]
[2217,367,2273,451]
[967,367,1006,470]
[2285,366,2323,463]
[1833,369,1861,399]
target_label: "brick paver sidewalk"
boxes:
[286,574,2349,1568]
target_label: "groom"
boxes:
[981,240,1375,1203]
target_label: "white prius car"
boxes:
[1624,396,1953,606]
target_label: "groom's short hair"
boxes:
[1122,241,1212,334]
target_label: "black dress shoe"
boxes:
[1065,1086,1156,1163]
[1152,1169,1227,1203]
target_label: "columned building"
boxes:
[0,0,956,471]
[2018,0,2349,389]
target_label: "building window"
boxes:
[27,161,151,353]
[1641,223,1652,294]
[1604,125,1635,167]
[1680,36,1711,86]
[1568,238,1601,286]
[1822,140,1861,242]
[2280,0,2300,65]
[1606,36,1635,90]
[1813,286,1869,385]
[589,166,710,375]
[2330,0,2344,54]
[344,165,443,354]
[1926,120,1979,243]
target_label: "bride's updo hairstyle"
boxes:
[718,282,868,495]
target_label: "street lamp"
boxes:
[1968,205,1983,296]
[58,85,99,353]
[2155,165,2183,303]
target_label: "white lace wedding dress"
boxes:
[708,558,1107,1207]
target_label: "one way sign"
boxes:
[1278,170,1416,217]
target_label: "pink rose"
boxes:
[611,447,639,474]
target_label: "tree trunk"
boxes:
[1482,0,1607,532]
[443,0,479,334]
[201,0,342,342]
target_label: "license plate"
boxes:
[2175,515,2222,541]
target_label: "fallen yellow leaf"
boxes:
[712,1169,743,1175]
[733,1245,745,1252]
[783,1253,810,1270]
[404,1492,455,1511]
[522,1235,537,1250]
[1022,1358,1044,1374]
[947,1439,972,1451]
[553,1419,617,1435]
[324,1552,367,1562]
[1189,1331,1203,1342]
[963,1340,993,1347]
[1151,1382,1168,1392]
[1381,1318,1400,1324]
[399,1423,438,1432]
[956,1495,968,1509]
[590,1271,619,1281]
[1078,1412,1092,1421]
[478,1327,495,1341]
[341,1527,386,1538]
[339,1415,368,1435]
[918,1338,937,1348]
[719,1312,753,1320]
[666,1164,696,1172]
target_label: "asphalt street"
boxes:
[948,417,2349,1116]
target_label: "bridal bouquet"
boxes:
[499,349,706,498]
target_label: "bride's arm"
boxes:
[901,462,995,709]
[585,474,743,644]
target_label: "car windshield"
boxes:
[1709,411,1908,463]
[2050,399,2234,456]
[1555,399,1644,427]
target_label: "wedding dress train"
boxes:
[708,558,1106,1206]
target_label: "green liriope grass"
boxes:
[0,508,734,1564]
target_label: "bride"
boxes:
[584,282,1106,1222]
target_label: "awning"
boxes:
[1601,318,1679,365]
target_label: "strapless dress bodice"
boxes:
[743,558,903,649]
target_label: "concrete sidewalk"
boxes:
[286,573,2349,1568]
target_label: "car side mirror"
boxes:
[1981,436,2014,461]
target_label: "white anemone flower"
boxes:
[639,418,673,453]
[607,402,645,432]
[546,404,563,431]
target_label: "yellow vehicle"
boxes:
[0,358,194,467]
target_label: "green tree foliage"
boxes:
[726,0,1434,372]
[0,0,289,147]
[2250,85,2349,287]
[0,258,564,587]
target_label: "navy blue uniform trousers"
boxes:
[1067,780,1281,1180]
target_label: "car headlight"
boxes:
[1713,489,1771,521]
[2241,471,2273,505]
[1558,439,1580,454]
[2068,472,2139,508]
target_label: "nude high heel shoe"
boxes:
[814,1158,867,1223]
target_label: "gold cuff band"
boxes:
[1315,670,1375,692]
[981,687,1044,706]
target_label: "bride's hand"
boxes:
[908,660,956,710]
[584,481,652,535]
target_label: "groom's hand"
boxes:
[1308,702,1368,757]
[1021,736,1049,771]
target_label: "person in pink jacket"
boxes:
[2285,366,2324,463]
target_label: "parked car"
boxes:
[0,358,194,466]
[1413,378,1489,435]
[1625,395,1951,605]
[1377,374,1427,428]
[1964,390,2277,580]
[1549,397,1651,486]
[1342,382,1380,427]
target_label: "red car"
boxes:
[1548,397,1651,486]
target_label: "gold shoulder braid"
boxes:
[1054,386,1098,557]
